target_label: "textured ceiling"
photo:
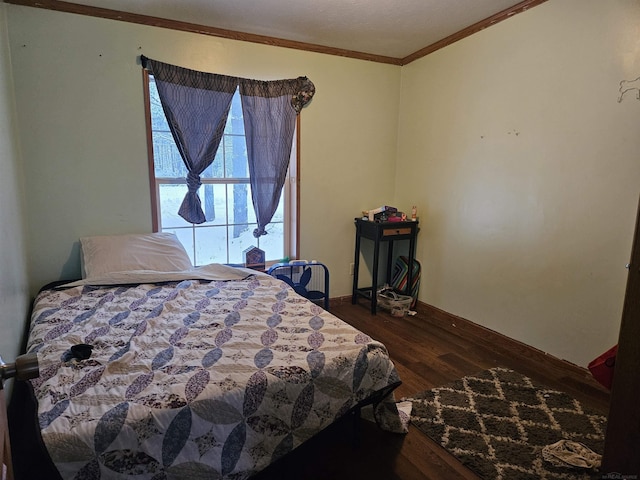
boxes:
[52,0,534,60]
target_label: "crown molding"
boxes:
[401,0,548,64]
[5,0,547,65]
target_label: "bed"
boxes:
[14,233,407,479]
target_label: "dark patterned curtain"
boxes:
[142,57,315,231]
[144,57,238,224]
[240,77,315,237]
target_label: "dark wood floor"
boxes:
[254,299,611,480]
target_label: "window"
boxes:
[144,73,298,266]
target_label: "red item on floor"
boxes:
[588,344,618,390]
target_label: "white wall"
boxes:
[6,5,401,298]
[0,3,30,373]
[396,0,640,366]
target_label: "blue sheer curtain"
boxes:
[145,58,238,224]
[143,57,315,231]
[240,77,314,237]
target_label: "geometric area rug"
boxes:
[404,367,607,480]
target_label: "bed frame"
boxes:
[8,278,404,479]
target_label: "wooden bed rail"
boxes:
[1,380,14,480]
[1,353,40,480]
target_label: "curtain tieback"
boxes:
[186,171,202,193]
[253,227,267,238]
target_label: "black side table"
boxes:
[352,218,419,314]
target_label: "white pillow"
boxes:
[80,232,193,279]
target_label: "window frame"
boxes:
[142,69,300,265]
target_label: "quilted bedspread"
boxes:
[27,273,404,479]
